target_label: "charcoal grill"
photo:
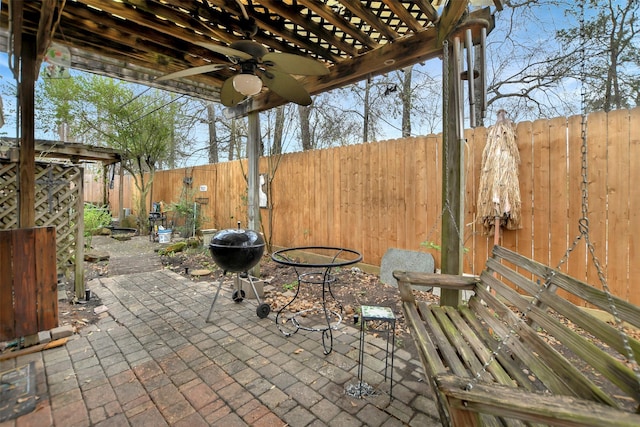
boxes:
[206,222,271,321]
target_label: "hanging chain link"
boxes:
[573,2,640,388]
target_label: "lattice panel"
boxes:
[35,164,81,276]
[0,161,18,229]
[0,161,81,279]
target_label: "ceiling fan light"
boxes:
[233,74,262,96]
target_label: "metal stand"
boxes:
[275,269,342,355]
[206,272,271,322]
[357,305,396,400]
[272,246,362,355]
[148,212,167,242]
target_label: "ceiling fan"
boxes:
[157,38,329,107]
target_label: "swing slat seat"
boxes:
[395,245,640,427]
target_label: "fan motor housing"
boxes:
[230,40,268,59]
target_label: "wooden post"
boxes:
[247,111,261,233]
[75,168,85,300]
[247,112,261,276]
[440,37,465,307]
[18,34,37,228]
[119,163,125,223]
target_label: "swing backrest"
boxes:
[485,246,640,407]
[396,245,640,426]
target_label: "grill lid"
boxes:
[210,224,265,248]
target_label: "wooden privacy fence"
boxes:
[88,108,640,305]
[0,227,58,341]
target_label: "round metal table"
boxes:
[271,246,362,355]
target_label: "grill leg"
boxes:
[206,280,224,323]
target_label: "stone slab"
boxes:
[379,248,434,288]
[23,334,39,347]
[38,330,52,344]
[84,251,110,262]
[50,325,74,340]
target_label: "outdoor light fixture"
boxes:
[233,73,262,96]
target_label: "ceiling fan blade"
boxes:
[221,76,247,107]
[260,70,312,106]
[156,64,226,81]
[196,42,253,61]
[263,52,329,76]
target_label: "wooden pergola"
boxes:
[1,0,503,305]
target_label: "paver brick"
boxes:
[51,399,89,427]
[128,406,169,427]
[89,406,107,425]
[15,401,52,427]
[282,405,316,427]
[50,388,83,410]
[149,383,184,410]
[160,399,196,424]
[217,382,252,409]
[114,380,148,405]
[123,395,154,416]
[310,398,342,423]
[252,411,287,427]
[181,381,218,410]
[83,382,117,409]
[204,405,231,424]
[356,404,387,427]
[327,411,362,427]
[210,412,248,427]
[286,382,323,408]
[172,411,209,427]
[94,413,128,427]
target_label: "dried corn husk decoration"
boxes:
[477,109,521,235]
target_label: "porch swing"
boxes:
[394,5,640,426]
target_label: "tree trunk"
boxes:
[272,106,284,155]
[401,66,413,138]
[363,78,370,143]
[168,126,176,169]
[298,105,312,151]
[228,118,236,161]
[207,103,219,163]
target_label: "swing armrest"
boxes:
[436,374,640,427]
[394,271,479,297]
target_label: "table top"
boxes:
[271,246,362,268]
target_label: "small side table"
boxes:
[357,305,396,400]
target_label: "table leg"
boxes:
[275,277,302,337]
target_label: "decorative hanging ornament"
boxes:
[43,43,71,79]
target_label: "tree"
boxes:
[38,75,183,229]
[481,0,638,122]
[557,0,639,112]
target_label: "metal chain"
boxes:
[573,2,640,387]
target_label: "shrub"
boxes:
[84,204,112,248]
